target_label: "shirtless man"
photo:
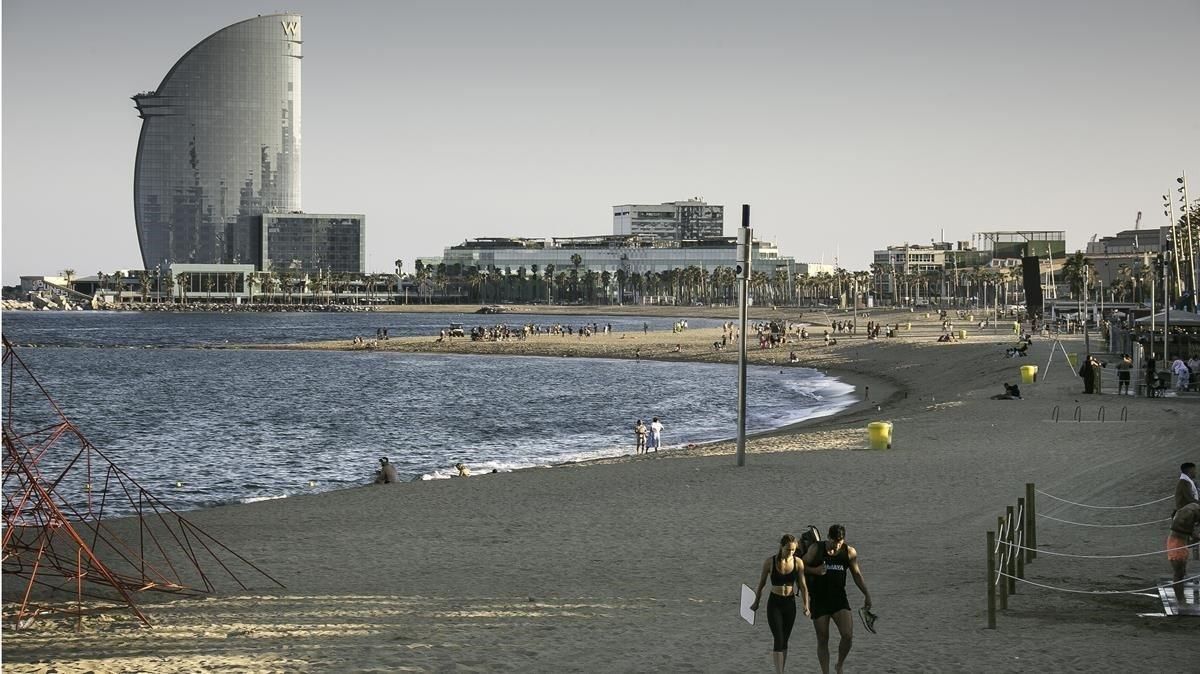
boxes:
[803,524,872,674]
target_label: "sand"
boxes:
[4,308,1197,672]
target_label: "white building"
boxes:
[612,198,724,242]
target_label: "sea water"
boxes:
[2,311,855,514]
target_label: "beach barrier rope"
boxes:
[995,571,1200,596]
[997,539,1198,560]
[1036,513,1171,528]
[1034,490,1173,510]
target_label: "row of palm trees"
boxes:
[63,258,1130,307]
[61,263,1029,307]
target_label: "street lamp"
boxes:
[1178,173,1196,313]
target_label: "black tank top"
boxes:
[814,542,851,589]
[770,554,800,585]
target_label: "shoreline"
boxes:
[6,309,1198,671]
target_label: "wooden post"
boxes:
[986,530,997,628]
[1006,506,1017,595]
[1026,483,1037,562]
[997,516,1008,610]
[1016,498,1026,581]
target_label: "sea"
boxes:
[1,310,856,514]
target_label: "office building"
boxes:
[612,199,724,242]
[442,235,794,278]
[262,213,366,275]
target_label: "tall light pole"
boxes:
[736,205,752,467]
[1179,172,1196,313]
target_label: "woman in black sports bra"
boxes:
[750,534,810,673]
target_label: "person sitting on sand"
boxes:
[1005,342,1029,358]
[455,462,471,477]
[375,457,398,484]
[937,333,952,343]
[672,344,682,353]
[789,351,799,364]
[990,383,1022,400]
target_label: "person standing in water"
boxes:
[803,524,872,674]
[648,417,664,452]
[633,419,647,455]
[750,534,810,673]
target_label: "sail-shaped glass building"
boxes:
[133,14,302,270]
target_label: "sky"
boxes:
[2,0,1198,284]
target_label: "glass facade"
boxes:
[262,214,365,275]
[133,14,302,270]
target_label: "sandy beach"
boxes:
[4,307,1196,672]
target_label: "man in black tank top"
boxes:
[802,524,872,674]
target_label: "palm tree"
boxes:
[245,273,260,304]
[61,269,76,290]
[600,270,612,304]
[175,272,190,304]
[555,272,568,303]
[544,264,556,303]
[225,272,239,303]
[136,270,153,303]
[111,271,125,303]
[204,275,217,303]
[160,273,175,304]
[1060,252,1091,300]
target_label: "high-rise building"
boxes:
[133,14,303,271]
[612,199,723,242]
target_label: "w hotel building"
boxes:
[132,14,363,274]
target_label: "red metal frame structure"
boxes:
[2,336,283,629]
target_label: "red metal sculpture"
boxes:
[2,336,283,629]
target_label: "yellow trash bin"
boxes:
[957,329,967,340]
[905,322,911,331]
[867,421,893,450]
[1020,365,1038,384]
[1067,353,1078,368]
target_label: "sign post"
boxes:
[736,205,752,467]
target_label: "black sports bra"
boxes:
[770,554,800,585]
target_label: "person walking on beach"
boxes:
[1079,354,1096,394]
[1115,354,1132,395]
[1167,502,1200,605]
[803,524,872,674]
[648,417,664,452]
[750,534,810,673]
[1176,462,1199,513]
[634,419,648,455]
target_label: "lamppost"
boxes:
[1178,172,1196,313]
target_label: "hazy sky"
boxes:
[3,0,1198,283]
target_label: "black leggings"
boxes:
[767,593,797,652]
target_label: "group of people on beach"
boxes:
[632,417,664,454]
[750,525,872,673]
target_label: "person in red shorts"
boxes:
[1167,502,1200,605]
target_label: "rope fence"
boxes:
[1035,490,1173,510]
[997,539,1198,560]
[996,571,1200,596]
[985,483,1184,629]
[1037,513,1172,528]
